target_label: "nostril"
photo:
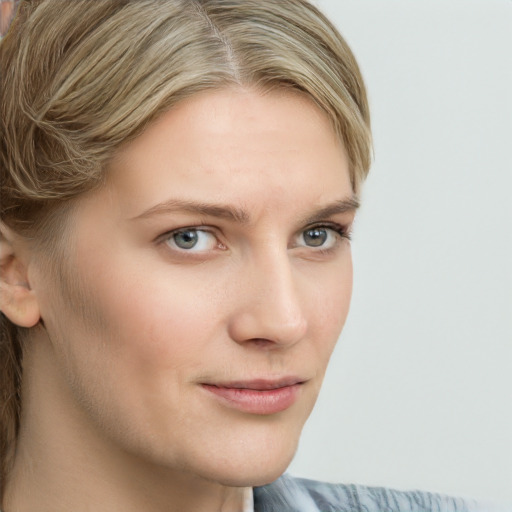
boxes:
[247,338,276,349]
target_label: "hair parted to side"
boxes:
[0,0,371,491]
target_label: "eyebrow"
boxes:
[131,199,250,223]
[300,197,360,225]
[131,196,360,224]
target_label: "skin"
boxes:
[0,1,15,37]
[1,87,356,512]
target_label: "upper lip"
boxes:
[203,377,306,390]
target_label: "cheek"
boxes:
[306,255,353,357]
[310,250,353,312]
[44,258,218,430]
[76,258,219,371]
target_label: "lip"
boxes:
[201,378,305,415]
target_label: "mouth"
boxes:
[201,378,306,415]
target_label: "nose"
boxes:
[227,250,308,348]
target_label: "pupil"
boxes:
[304,228,327,247]
[174,230,198,249]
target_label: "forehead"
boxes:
[99,87,351,220]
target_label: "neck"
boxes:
[3,333,249,512]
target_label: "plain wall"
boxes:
[289,0,512,505]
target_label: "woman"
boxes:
[0,1,491,510]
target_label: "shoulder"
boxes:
[253,474,508,512]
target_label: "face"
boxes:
[33,87,355,486]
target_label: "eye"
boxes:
[165,228,218,252]
[297,224,348,250]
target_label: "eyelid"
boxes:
[156,224,212,241]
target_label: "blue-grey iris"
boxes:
[303,228,327,247]
[173,230,198,249]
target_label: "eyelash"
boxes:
[157,222,352,256]
[309,223,352,241]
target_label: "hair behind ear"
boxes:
[0,315,23,494]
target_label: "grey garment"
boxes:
[0,476,508,512]
[253,474,510,512]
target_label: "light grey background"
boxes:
[289,0,512,505]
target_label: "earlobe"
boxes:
[0,222,41,328]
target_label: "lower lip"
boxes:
[202,383,302,415]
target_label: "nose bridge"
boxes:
[228,244,308,347]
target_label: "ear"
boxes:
[0,222,41,328]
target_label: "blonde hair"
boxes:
[0,0,371,490]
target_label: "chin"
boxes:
[207,459,293,489]
[198,437,299,488]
